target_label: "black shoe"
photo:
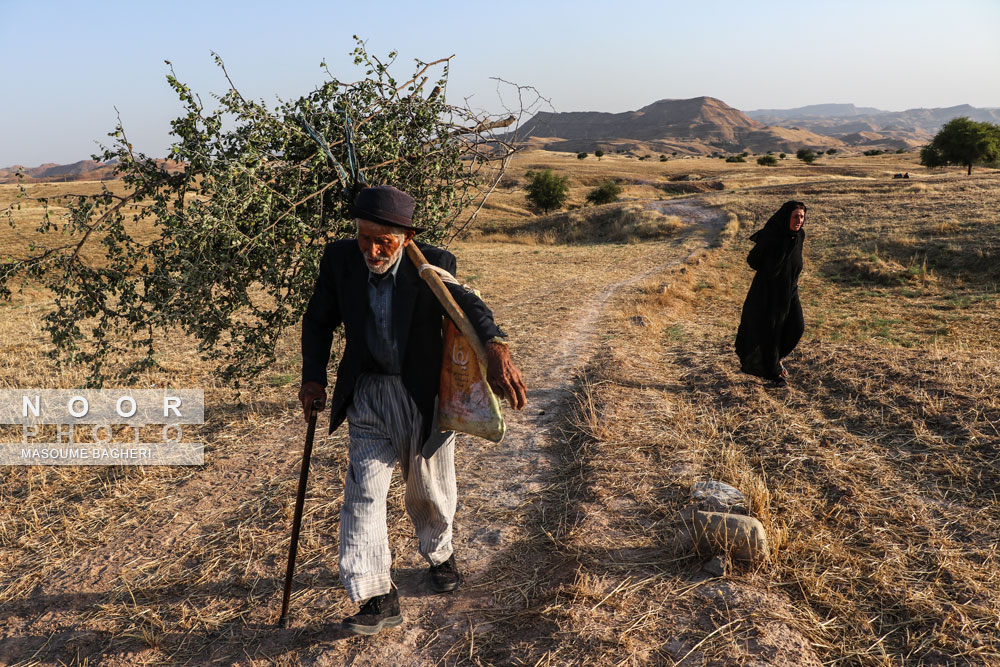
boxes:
[429,554,462,593]
[342,589,403,635]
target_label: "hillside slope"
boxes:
[516,96,841,155]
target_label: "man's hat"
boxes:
[351,185,423,232]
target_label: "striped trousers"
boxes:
[340,373,457,602]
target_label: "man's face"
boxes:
[789,207,805,232]
[356,218,414,274]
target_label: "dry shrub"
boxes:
[499,204,685,244]
[935,219,961,235]
[830,249,937,286]
[628,209,684,240]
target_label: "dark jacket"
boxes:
[301,239,504,438]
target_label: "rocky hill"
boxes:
[0,159,189,184]
[745,103,1000,149]
[0,159,120,183]
[515,96,842,155]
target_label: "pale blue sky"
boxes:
[2,0,998,166]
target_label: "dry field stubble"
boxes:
[1,155,998,665]
[488,168,999,664]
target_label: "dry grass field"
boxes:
[1,149,998,665]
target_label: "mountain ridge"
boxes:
[516,96,839,155]
[745,103,1000,147]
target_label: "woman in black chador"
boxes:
[735,200,806,387]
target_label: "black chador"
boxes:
[735,201,806,384]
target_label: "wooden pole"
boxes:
[405,243,489,368]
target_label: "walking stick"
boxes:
[278,396,324,628]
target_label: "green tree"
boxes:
[577,151,587,160]
[796,148,818,163]
[826,148,838,155]
[920,117,1000,175]
[0,40,528,386]
[585,180,623,205]
[756,155,778,166]
[594,149,604,161]
[725,155,746,163]
[525,169,570,213]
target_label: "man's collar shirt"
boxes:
[365,254,403,374]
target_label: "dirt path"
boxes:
[0,201,724,666]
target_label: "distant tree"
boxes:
[796,148,818,163]
[740,151,749,157]
[594,149,604,161]
[586,180,623,205]
[920,117,1000,175]
[779,153,786,159]
[672,151,678,156]
[895,147,907,154]
[725,155,746,163]
[525,169,570,213]
[659,155,668,162]
[826,148,838,155]
[577,151,587,160]
[863,149,884,156]
[756,155,778,166]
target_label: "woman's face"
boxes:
[789,207,805,232]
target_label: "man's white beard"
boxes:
[365,243,405,275]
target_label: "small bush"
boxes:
[525,169,570,214]
[756,155,779,166]
[504,204,683,244]
[725,155,746,163]
[864,149,885,156]
[586,180,623,206]
[796,148,818,163]
[826,148,837,155]
[779,153,786,159]
[577,152,587,160]
[659,155,668,162]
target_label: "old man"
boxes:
[298,185,527,635]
